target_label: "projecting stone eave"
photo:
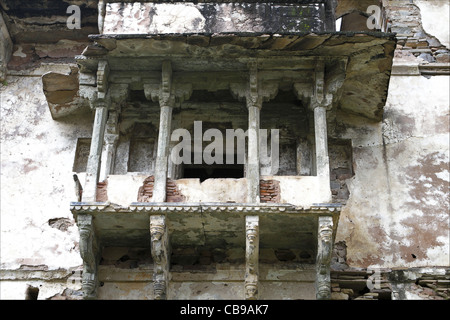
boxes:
[70,201,341,250]
[76,31,396,121]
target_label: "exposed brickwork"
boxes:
[96,180,108,202]
[137,176,185,202]
[166,179,185,203]
[331,269,392,300]
[385,2,450,63]
[331,242,450,300]
[330,167,353,203]
[260,180,280,203]
[137,176,154,202]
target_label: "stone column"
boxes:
[153,105,173,202]
[150,215,170,300]
[153,61,174,202]
[324,0,337,31]
[316,215,333,300]
[100,110,119,181]
[101,133,119,181]
[0,13,12,82]
[77,214,100,299]
[314,105,330,179]
[230,65,277,203]
[145,62,192,202]
[245,215,259,300]
[247,104,261,203]
[83,102,108,202]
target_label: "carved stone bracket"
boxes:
[143,61,193,107]
[77,214,100,299]
[96,59,110,100]
[245,215,259,300]
[294,59,347,111]
[150,215,170,300]
[230,65,278,109]
[316,215,334,300]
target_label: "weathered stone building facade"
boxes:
[0,0,448,300]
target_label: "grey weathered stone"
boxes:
[0,13,12,81]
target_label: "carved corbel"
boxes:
[109,83,129,110]
[230,66,278,109]
[96,60,110,99]
[143,61,193,107]
[294,60,347,111]
[245,216,259,300]
[150,215,170,300]
[311,61,333,110]
[77,214,100,299]
[316,216,334,300]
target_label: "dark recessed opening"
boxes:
[183,164,244,182]
[25,286,39,300]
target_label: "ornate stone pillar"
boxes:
[145,61,192,202]
[316,215,333,300]
[230,64,278,203]
[83,60,110,202]
[100,110,119,181]
[83,101,108,201]
[247,107,261,203]
[312,61,331,180]
[245,215,259,300]
[77,214,100,299]
[154,104,173,202]
[314,105,330,179]
[150,215,170,300]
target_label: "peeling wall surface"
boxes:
[0,0,449,300]
[103,2,328,34]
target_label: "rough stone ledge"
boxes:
[108,0,329,3]
[89,31,397,40]
[0,267,81,281]
[70,201,342,214]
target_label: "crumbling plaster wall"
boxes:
[411,0,449,49]
[0,0,448,300]
[334,0,449,268]
[335,75,449,268]
[0,65,91,298]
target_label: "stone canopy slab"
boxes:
[102,2,330,34]
[70,202,341,256]
[76,31,395,120]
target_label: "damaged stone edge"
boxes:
[70,201,342,214]
[88,31,398,40]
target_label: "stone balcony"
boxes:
[42,0,397,300]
